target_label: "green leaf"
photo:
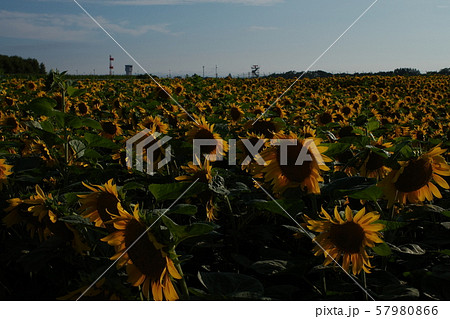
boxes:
[438,249,450,256]
[282,224,315,238]
[67,116,82,129]
[82,148,102,159]
[348,185,383,201]
[84,133,119,149]
[198,272,264,299]
[367,118,380,131]
[40,120,55,132]
[365,145,389,158]
[321,176,376,198]
[67,86,87,98]
[152,204,197,216]
[32,127,65,145]
[250,259,288,275]
[440,211,450,218]
[64,192,80,206]
[379,284,420,300]
[371,242,392,256]
[121,182,146,191]
[24,97,56,116]
[161,215,215,242]
[52,110,66,128]
[79,118,102,130]
[67,115,102,130]
[148,182,207,201]
[390,243,426,255]
[251,199,304,218]
[69,139,86,158]
[323,142,351,157]
[377,220,408,231]
[58,215,91,225]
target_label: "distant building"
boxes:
[125,65,133,76]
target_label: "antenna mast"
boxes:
[109,55,114,75]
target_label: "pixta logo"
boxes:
[126,129,172,175]
[126,130,325,175]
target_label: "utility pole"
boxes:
[202,66,205,78]
[215,65,218,78]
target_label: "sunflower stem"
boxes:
[309,194,319,218]
[173,253,189,300]
[225,195,240,255]
[373,200,384,216]
[62,88,70,187]
[362,271,368,301]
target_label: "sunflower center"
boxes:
[276,143,313,183]
[251,121,277,138]
[328,221,365,254]
[365,152,385,171]
[342,106,351,115]
[102,122,118,135]
[230,107,242,122]
[5,117,18,129]
[394,158,433,192]
[125,220,166,280]
[194,128,217,154]
[318,112,332,125]
[97,193,119,229]
[77,103,88,114]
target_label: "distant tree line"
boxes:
[266,67,450,79]
[0,55,46,75]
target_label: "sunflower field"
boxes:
[0,72,449,301]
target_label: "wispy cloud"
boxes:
[248,25,279,31]
[0,10,178,42]
[40,0,283,6]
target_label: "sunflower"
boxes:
[259,132,331,194]
[305,206,385,275]
[228,103,244,124]
[4,185,88,253]
[24,184,57,223]
[154,86,173,102]
[2,197,49,241]
[340,104,354,118]
[27,81,37,91]
[138,115,169,134]
[78,179,123,231]
[271,104,286,118]
[359,137,393,180]
[0,112,22,133]
[0,158,13,190]
[175,158,212,184]
[101,205,182,301]
[245,118,281,139]
[74,101,90,116]
[4,96,17,106]
[21,139,57,167]
[316,111,334,126]
[251,105,266,116]
[101,120,123,140]
[236,133,267,174]
[299,126,316,138]
[186,116,228,161]
[378,146,450,207]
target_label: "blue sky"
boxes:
[1,0,450,76]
